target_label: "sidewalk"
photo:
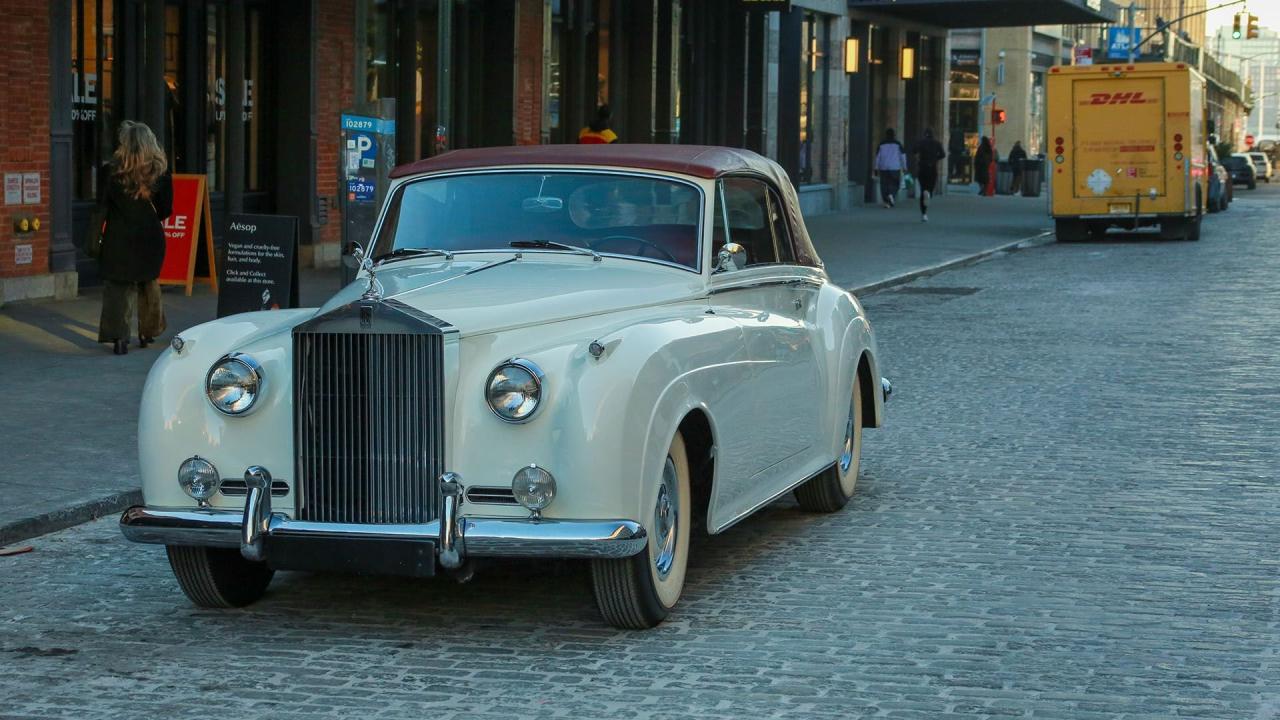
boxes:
[0,191,1051,546]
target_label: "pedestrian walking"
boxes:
[913,129,946,223]
[95,120,173,355]
[873,128,907,208]
[974,136,994,196]
[578,105,619,144]
[1008,141,1028,195]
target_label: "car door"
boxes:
[707,176,824,528]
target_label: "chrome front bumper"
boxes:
[121,468,647,574]
[121,507,647,563]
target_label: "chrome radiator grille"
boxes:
[293,331,445,524]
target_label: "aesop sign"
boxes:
[217,213,300,318]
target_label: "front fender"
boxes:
[137,309,312,510]
[449,302,747,526]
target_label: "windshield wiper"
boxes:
[375,247,454,265]
[509,240,601,261]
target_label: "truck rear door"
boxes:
[1072,77,1166,202]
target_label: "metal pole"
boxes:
[1127,2,1137,63]
[49,0,76,275]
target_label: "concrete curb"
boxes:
[850,231,1055,296]
[0,230,1055,547]
[0,489,142,547]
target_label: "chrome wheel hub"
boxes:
[653,456,680,579]
[839,404,855,474]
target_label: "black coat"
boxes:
[914,138,947,174]
[973,145,994,184]
[1007,146,1028,172]
[96,163,173,283]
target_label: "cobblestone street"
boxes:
[2,189,1278,719]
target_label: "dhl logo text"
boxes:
[1082,92,1154,106]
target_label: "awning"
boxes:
[848,0,1119,28]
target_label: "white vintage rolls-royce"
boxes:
[121,145,889,628]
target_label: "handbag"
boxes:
[82,205,107,259]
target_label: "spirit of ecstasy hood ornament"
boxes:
[344,242,384,302]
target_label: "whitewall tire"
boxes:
[590,431,692,629]
[795,376,863,512]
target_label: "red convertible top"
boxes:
[388,144,823,268]
[391,144,775,180]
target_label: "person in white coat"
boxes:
[873,128,907,208]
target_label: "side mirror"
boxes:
[715,242,747,273]
[343,241,367,270]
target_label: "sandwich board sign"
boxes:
[158,174,217,296]
[216,214,300,318]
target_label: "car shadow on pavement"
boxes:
[163,478,887,633]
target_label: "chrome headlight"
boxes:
[178,456,221,501]
[205,353,265,416]
[485,358,544,423]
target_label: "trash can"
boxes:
[995,160,1014,195]
[1021,158,1044,197]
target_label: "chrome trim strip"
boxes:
[460,518,647,558]
[711,461,837,535]
[120,507,647,560]
[707,276,826,294]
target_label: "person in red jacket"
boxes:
[578,105,618,144]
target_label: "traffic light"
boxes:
[1247,14,1260,40]
[991,107,1007,125]
[1233,13,1242,39]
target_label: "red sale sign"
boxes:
[157,174,217,295]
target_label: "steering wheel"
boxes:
[589,234,679,264]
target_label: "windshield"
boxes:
[372,171,704,270]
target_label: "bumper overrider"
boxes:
[120,468,647,577]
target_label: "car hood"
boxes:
[313,254,707,336]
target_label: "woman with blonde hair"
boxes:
[95,120,173,355]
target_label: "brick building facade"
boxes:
[0,2,68,303]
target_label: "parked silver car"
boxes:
[1247,151,1272,183]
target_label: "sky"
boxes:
[1205,0,1280,35]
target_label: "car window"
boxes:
[713,177,792,266]
[373,172,703,270]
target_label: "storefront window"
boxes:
[206,3,225,191]
[71,0,115,202]
[164,6,182,168]
[799,13,828,184]
[204,3,264,192]
[948,49,981,184]
[548,0,563,138]
[595,0,610,107]
[363,0,395,103]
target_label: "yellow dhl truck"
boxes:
[1047,62,1208,242]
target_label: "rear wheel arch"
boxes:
[857,352,882,429]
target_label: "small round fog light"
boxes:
[512,465,556,511]
[178,456,221,502]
